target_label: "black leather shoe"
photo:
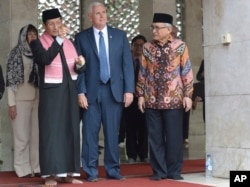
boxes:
[87,177,98,182]
[150,175,161,181]
[140,158,149,163]
[168,175,184,180]
[34,172,41,177]
[98,145,104,149]
[21,174,32,178]
[107,174,126,180]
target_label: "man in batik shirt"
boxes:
[136,13,193,181]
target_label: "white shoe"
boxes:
[119,142,125,148]
[184,139,189,148]
[127,158,136,164]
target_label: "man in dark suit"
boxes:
[75,2,134,182]
[193,59,205,122]
[124,35,148,163]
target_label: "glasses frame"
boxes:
[149,25,168,31]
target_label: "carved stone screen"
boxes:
[104,0,140,42]
[38,0,81,40]
[37,1,183,42]
[176,0,184,39]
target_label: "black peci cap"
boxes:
[42,8,62,23]
[153,13,173,24]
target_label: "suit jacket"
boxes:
[75,26,135,103]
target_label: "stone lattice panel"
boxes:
[104,0,140,42]
[176,0,184,39]
[38,0,81,41]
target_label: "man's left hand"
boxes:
[183,97,192,112]
[75,55,85,66]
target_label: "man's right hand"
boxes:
[9,106,17,120]
[78,94,88,109]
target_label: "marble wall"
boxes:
[184,0,203,74]
[203,0,250,178]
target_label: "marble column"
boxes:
[203,0,250,178]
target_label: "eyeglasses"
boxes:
[149,25,168,31]
[46,21,62,28]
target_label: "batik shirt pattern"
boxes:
[136,38,193,109]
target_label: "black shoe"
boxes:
[107,174,126,180]
[168,175,184,180]
[34,172,41,177]
[98,145,104,149]
[140,158,149,163]
[21,174,32,178]
[150,175,161,181]
[87,177,98,182]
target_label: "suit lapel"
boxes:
[87,28,98,58]
[107,26,113,65]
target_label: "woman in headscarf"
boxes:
[6,24,40,178]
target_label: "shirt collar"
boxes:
[93,25,108,36]
[153,35,173,47]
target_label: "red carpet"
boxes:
[0,159,210,187]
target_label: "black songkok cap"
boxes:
[153,13,173,24]
[42,8,62,23]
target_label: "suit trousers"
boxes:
[124,98,148,160]
[183,109,190,140]
[12,98,40,177]
[118,113,126,143]
[81,83,123,180]
[145,109,183,178]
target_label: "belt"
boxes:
[100,79,110,85]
